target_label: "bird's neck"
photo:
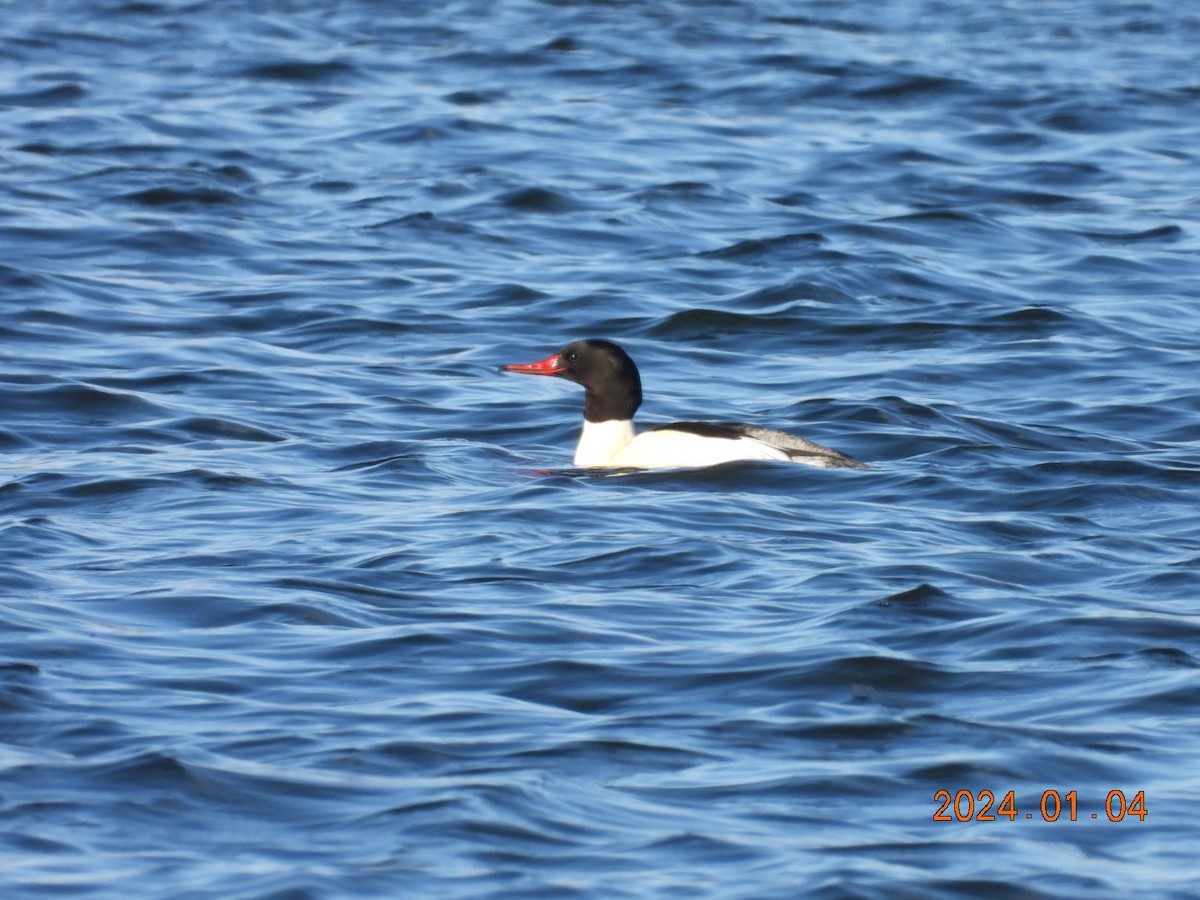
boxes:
[582,383,639,424]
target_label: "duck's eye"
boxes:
[566,352,577,362]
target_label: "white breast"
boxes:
[573,419,636,467]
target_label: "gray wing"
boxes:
[736,424,868,468]
[652,421,868,469]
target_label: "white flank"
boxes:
[574,422,790,469]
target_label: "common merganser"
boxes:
[502,339,866,470]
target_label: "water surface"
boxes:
[2,1,1199,897]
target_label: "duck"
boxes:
[502,339,865,469]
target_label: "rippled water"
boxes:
[3,1,1199,897]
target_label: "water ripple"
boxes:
[2,1,1200,897]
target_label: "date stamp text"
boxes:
[933,789,1147,822]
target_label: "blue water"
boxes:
[3,1,1199,896]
